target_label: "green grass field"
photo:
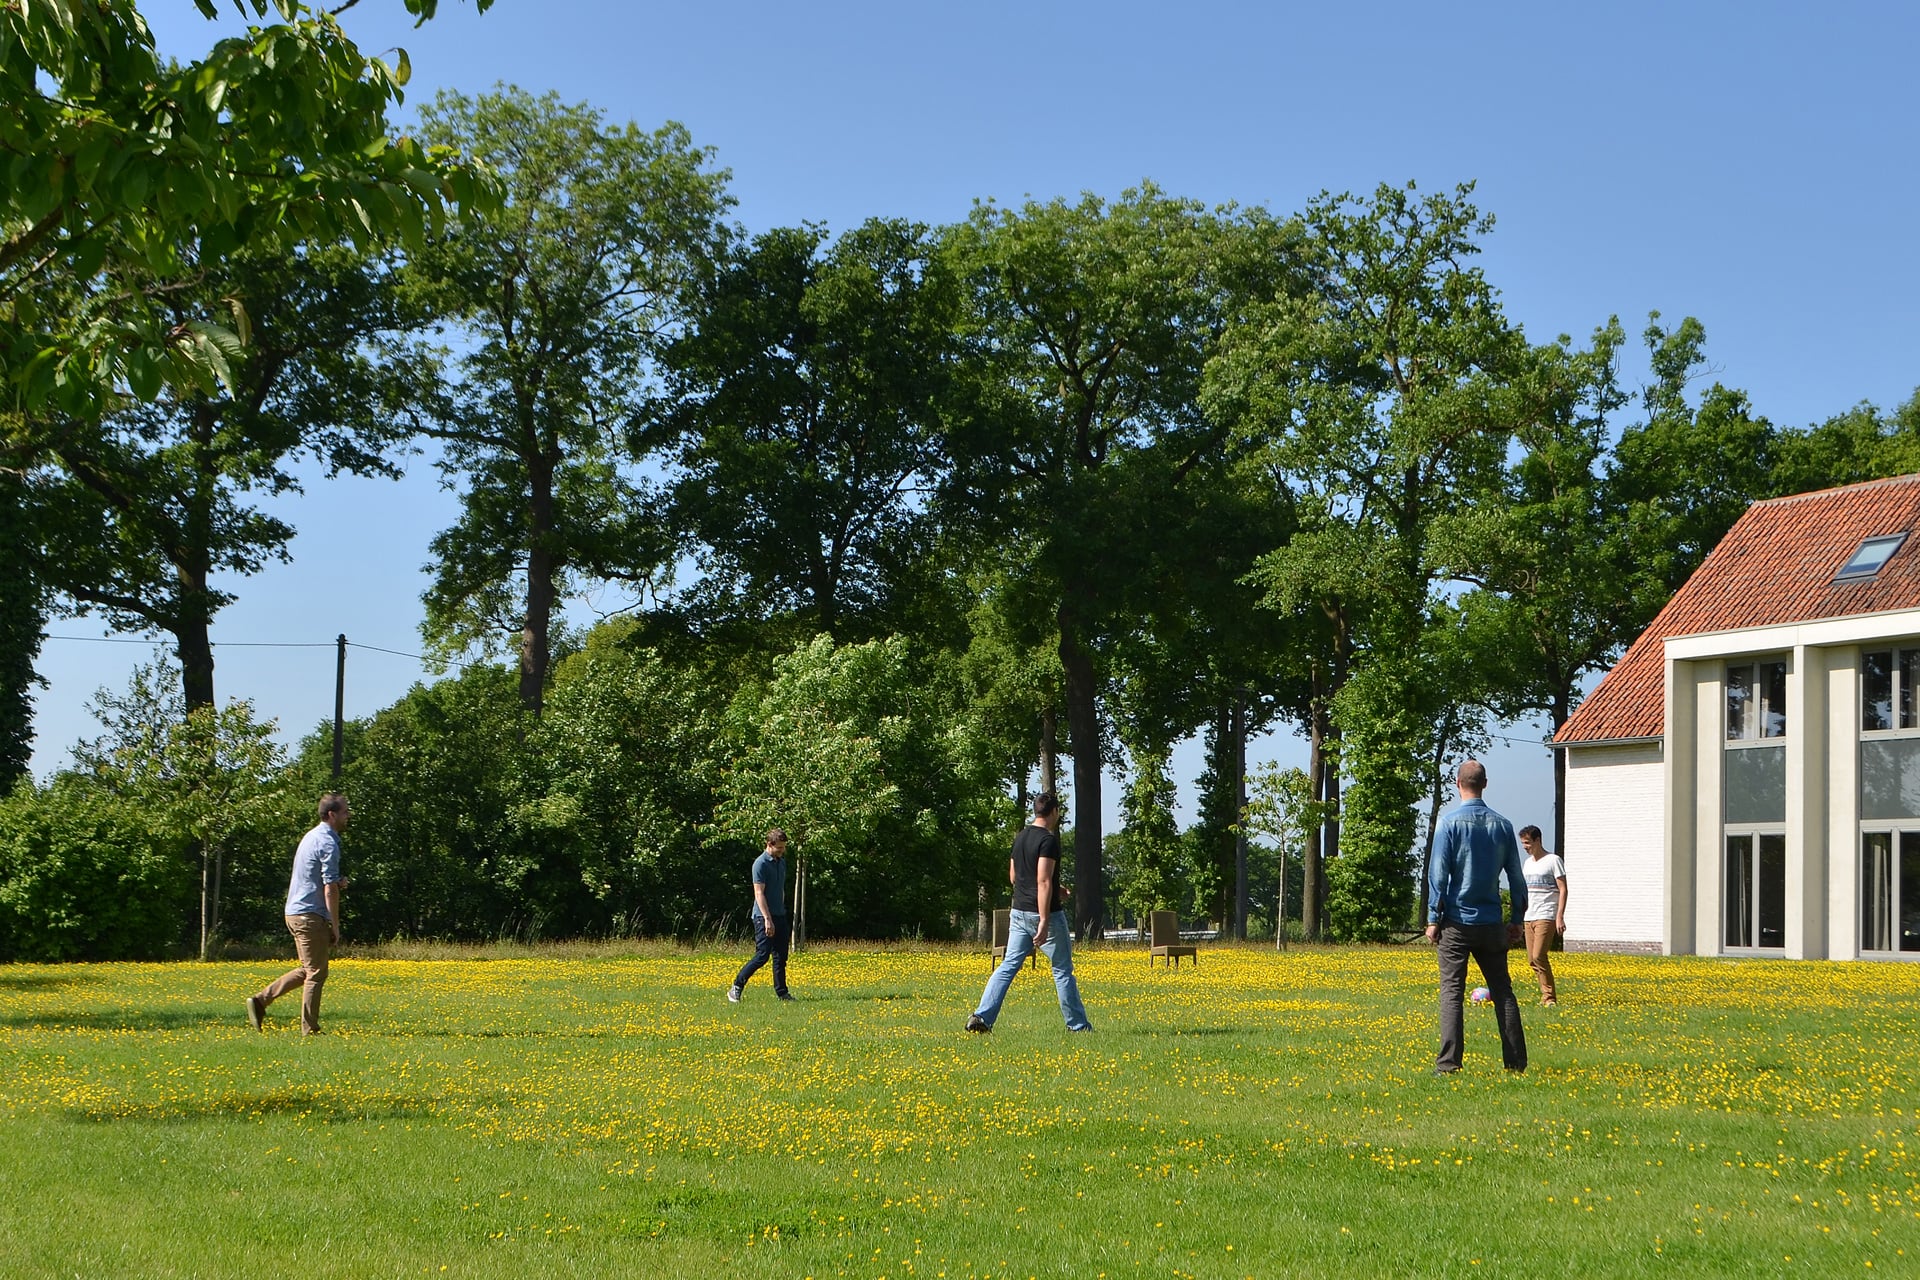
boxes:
[2,943,1915,1278]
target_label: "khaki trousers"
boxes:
[257,914,333,1033]
[1524,919,1557,1002]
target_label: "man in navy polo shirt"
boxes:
[1425,761,1527,1074]
[729,828,794,1003]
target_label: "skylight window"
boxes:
[1836,533,1908,582]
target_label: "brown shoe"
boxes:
[245,995,265,1032]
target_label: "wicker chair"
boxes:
[1148,910,1197,968]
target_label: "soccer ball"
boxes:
[1469,986,1492,1004]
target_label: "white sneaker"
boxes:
[727,986,742,1004]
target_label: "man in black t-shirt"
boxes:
[966,792,1093,1032]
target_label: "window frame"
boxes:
[1860,645,1920,737]
[1723,827,1787,952]
[1858,826,1920,958]
[1726,656,1789,744]
[1835,533,1908,583]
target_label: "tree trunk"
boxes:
[1551,689,1571,859]
[198,840,223,961]
[1304,674,1325,942]
[0,473,41,788]
[1232,692,1248,941]
[176,616,216,713]
[521,461,557,716]
[793,856,807,950]
[1059,621,1103,941]
[1419,780,1443,929]
[1322,720,1342,936]
[1275,834,1288,952]
[1039,706,1058,797]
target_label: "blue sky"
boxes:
[33,0,1920,842]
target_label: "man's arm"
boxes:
[1505,836,1529,928]
[753,881,776,936]
[1555,874,1569,934]
[1425,821,1453,938]
[324,834,344,943]
[1034,856,1056,944]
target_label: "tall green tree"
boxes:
[1430,320,1653,857]
[1,0,492,418]
[941,185,1285,938]
[26,243,429,710]
[0,472,41,786]
[646,218,960,647]
[1606,315,1782,600]
[410,87,732,713]
[1207,182,1528,940]
[1776,387,1920,490]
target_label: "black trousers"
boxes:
[733,914,790,995]
[1435,921,1527,1072]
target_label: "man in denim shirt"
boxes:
[246,793,348,1035]
[1425,761,1527,1074]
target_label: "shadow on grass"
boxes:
[0,1007,230,1033]
[0,971,101,992]
[67,1085,479,1125]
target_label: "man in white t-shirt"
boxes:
[1517,825,1567,1007]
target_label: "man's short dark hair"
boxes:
[318,793,348,821]
[765,827,788,846]
[1518,824,1542,842]
[1033,791,1059,819]
[1456,760,1487,793]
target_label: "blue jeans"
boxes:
[972,909,1091,1030]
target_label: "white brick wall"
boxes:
[1563,743,1666,948]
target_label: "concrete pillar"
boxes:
[1787,645,1827,959]
[1826,647,1861,959]
[1664,656,1698,956]
[1691,665,1724,956]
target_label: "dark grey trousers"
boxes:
[1435,921,1527,1072]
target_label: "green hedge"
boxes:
[0,779,191,961]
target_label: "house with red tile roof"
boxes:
[1553,473,1920,959]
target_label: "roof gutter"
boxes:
[1547,735,1664,751]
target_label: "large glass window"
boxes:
[1861,648,1920,732]
[1728,659,1788,740]
[1725,745,1786,824]
[1725,832,1786,950]
[1861,831,1920,954]
[1861,739,1920,820]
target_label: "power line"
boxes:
[43,633,484,670]
[345,640,477,669]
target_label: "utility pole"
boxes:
[332,633,347,785]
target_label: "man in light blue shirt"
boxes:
[246,794,349,1035]
[1424,761,1527,1074]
